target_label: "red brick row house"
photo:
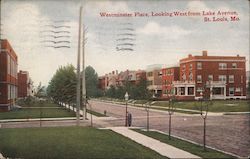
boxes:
[0,39,18,112]
[98,51,247,100]
[18,70,33,98]
[98,70,147,91]
[173,51,246,100]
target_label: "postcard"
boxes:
[0,0,249,158]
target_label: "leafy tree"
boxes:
[106,85,116,98]
[85,66,100,97]
[104,78,151,100]
[47,64,77,107]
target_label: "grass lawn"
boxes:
[0,127,166,159]
[20,102,60,107]
[150,107,200,114]
[97,98,249,113]
[153,100,250,112]
[133,129,234,159]
[0,108,75,120]
[86,109,107,117]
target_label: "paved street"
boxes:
[89,100,250,157]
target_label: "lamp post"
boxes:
[124,92,129,126]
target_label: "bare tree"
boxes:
[168,95,176,140]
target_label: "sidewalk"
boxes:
[0,153,5,159]
[108,127,200,159]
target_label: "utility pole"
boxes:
[82,20,86,120]
[76,6,83,126]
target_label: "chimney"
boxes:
[112,71,115,74]
[237,54,239,57]
[202,50,208,56]
[188,54,192,58]
[116,70,118,75]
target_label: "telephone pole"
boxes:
[76,6,83,126]
[82,21,86,120]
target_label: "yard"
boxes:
[0,108,75,120]
[152,100,249,112]
[133,129,234,158]
[0,127,165,159]
[0,101,76,120]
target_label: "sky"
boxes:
[1,0,249,86]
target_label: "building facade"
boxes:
[135,70,146,84]
[161,67,179,99]
[173,51,246,100]
[0,39,18,112]
[146,65,162,97]
[18,70,33,98]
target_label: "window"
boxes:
[167,69,172,75]
[182,74,186,80]
[189,64,193,70]
[8,85,10,100]
[197,87,203,92]
[208,75,213,81]
[219,75,226,82]
[189,73,193,81]
[180,87,185,95]
[7,55,10,74]
[164,80,169,85]
[232,63,237,68]
[219,63,227,70]
[197,62,202,69]
[229,75,234,83]
[182,65,186,71]
[241,76,243,83]
[147,72,153,77]
[197,75,202,83]
[147,80,153,85]
[229,87,234,96]
[235,87,241,92]
[188,87,194,95]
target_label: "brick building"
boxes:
[135,70,146,84]
[98,69,148,91]
[173,51,246,100]
[146,65,162,97]
[18,70,33,98]
[161,67,179,99]
[98,76,106,90]
[0,39,18,112]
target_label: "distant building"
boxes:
[98,70,119,90]
[146,64,162,97]
[246,71,249,89]
[161,67,179,99]
[173,51,246,100]
[18,70,33,98]
[117,70,137,86]
[98,76,106,90]
[247,71,250,99]
[135,70,146,84]
[98,69,147,91]
[0,39,18,112]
